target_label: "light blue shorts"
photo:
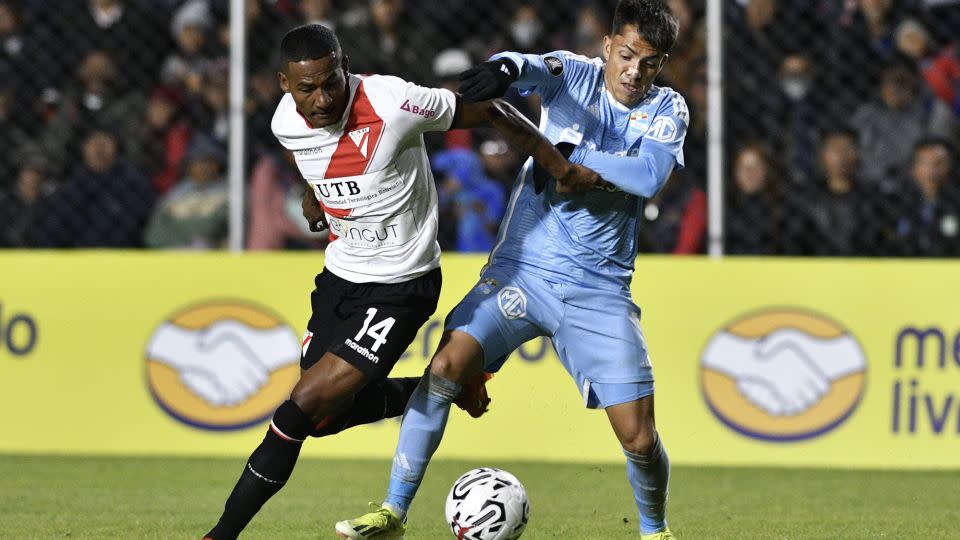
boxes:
[445,265,654,409]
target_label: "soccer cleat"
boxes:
[455,372,493,418]
[640,528,676,540]
[335,503,406,539]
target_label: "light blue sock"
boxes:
[624,434,670,534]
[383,372,461,517]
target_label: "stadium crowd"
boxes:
[0,0,958,255]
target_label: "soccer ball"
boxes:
[444,467,530,540]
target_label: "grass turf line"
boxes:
[0,455,956,539]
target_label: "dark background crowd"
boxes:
[0,0,958,256]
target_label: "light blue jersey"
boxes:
[488,50,688,292]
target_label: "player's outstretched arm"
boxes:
[452,98,602,193]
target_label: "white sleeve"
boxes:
[367,75,458,139]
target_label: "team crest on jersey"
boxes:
[628,110,652,134]
[348,127,370,159]
[476,277,499,295]
[497,287,527,320]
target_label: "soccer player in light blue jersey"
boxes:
[337,1,685,538]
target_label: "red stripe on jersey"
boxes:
[325,82,384,179]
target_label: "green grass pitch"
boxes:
[1,455,956,539]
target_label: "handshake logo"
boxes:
[145,301,301,430]
[700,308,867,442]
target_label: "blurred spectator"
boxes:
[34,129,155,247]
[247,67,285,157]
[725,142,781,255]
[850,58,944,192]
[298,0,337,29]
[921,43,960,115]
[0,84,29,183]
[658,0,703,97]
[0,155,55,247]
[781,128,883,256]
[161,0,215,91]
[502,3,551,54]
[426,48,475,153]
[478,135,522,191]
[125,86,192,194]
[888,137,960,256]
[433,148,505,252]
[339,0,431,83]
[37,50,146,176]
[570,2,609,58]
[247,151,321,250]
[50,0,169,92]
[0,0,44,95]
[185,63,230,145]
[145,135,228,249]
[775,53,823,183]
[640,171,706,254]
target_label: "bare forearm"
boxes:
[485,99,571,179]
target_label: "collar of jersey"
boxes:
[602,81,659,112]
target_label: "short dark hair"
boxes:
[611,0,679,54]
[914,136,957,164]
[280,24,341,68]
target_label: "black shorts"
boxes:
[300,267,441,379]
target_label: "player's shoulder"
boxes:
[271,93,306,138]
[357,73,417,99]
[543,49,604,76]
[651,85,689,126]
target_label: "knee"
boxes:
[430,350,469,381]
[290,376,349,419]
[620,428,658,457]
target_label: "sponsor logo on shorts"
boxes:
[144,300,301,431]
[345,337,380,363]
[700,307,866,442]
[497,287,527,320]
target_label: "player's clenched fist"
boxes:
[302,188,327,232]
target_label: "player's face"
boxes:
[279,54,349,127]
[602,24,667,108]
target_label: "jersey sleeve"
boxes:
[366,75,458,139]
[570,90,689,198]
[490,50,594,105]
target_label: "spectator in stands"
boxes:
[850,58,944,193]
[478,135,521,191]
[51,0,169,93]
[894,18,960,117]
[184,62,230,144]
[570,2,608,59]
[725,142,781,255]
[658,0,703,97]
[433,148,505,253]
[640,170,706,254]
[247,65,285,157]
[0,153,55,247]
[502,3,551,54]
[246,151,322,251]
[888,137,960,256]
[298,0,337,30]
[0,0,45,95]
[33,128,154,247]
[125,86,192,194]
[781,128,883,256]
[339,0,431,83]
[37,50,145,176]
[0,83,29,184]
[161,0,215,92]
[774,53,823,184]
[144,134,228,249]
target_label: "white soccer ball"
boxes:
[444,467,530,540]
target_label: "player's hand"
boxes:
[302,188,327,232]
[458,59,519,102]
[556,164,606,194]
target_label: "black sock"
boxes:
[206,400,313,540]
[312,376,420,437]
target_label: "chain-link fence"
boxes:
[0,0,958,255]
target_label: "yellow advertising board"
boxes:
[1,252,958,468]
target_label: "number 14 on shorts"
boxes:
[354,307,395,353]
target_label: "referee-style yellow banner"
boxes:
[0,252,958,468]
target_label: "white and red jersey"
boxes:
[271,74,457,283]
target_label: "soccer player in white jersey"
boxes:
[338,1,685,538]
[203,24,602,540]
